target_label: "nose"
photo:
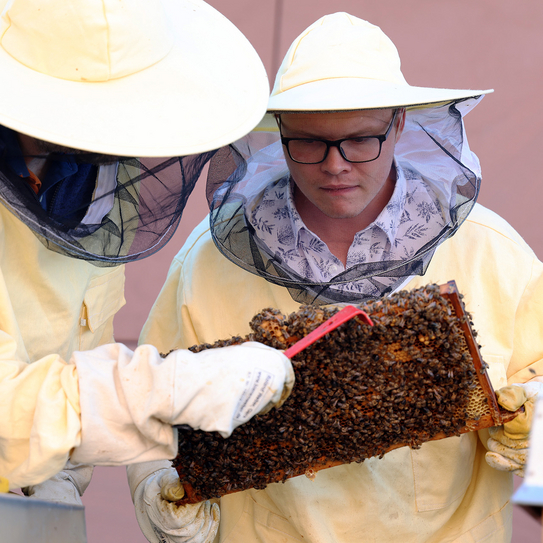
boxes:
[320,145,351,175]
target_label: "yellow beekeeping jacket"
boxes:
[0,205,126,488]
[141,203,543,543]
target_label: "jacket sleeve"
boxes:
[139,219,216,353]
[139,257,194,353]
[1,337,178,489]
[506,256,543,385]
[0,331,82,490]
[1,335,292,490]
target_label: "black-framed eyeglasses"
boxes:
[279,110,398,165]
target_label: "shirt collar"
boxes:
[40,156,78,194]
[365,161,406,245]
[285,178,306,248]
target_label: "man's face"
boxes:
[279,109,404,222]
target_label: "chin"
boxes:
[321,207,365,220]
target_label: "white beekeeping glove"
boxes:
[71,341,294,465]
[22,460,93,505]
[128,461,218,543]
[485,382,542,477]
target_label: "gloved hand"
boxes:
[72,341,295,465]
[128,460,218,543]
[485,382,542,477]
[165,341,295,437]
[22,460,93,505]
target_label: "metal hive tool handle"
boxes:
[283,305,373,359]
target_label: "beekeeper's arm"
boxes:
[0,338,293,490]
[484,256,543,476]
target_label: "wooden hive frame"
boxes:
[173,281,519,505]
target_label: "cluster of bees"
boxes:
[174,284,488,504]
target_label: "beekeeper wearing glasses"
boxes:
[139,12,543,543]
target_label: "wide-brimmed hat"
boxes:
[268,12,492,112]
[0,0,269,156]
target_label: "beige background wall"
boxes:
[114,0,543,346]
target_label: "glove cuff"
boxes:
[127,460,173,501]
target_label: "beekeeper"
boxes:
[138,13,543,543]
[0,0,294,507]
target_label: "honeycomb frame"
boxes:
[173,281,519,504]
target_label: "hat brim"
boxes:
[267,78,493,113]
[0,0,269,157]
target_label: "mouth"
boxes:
[321,185,357,194]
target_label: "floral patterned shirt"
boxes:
[247,162,446,298]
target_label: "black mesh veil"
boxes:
[207,97,483,305]
[0,151,215,265]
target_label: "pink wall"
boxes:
[115,0,543,344]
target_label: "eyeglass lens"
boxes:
[283,109,397,164]
[288,138,382,164]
